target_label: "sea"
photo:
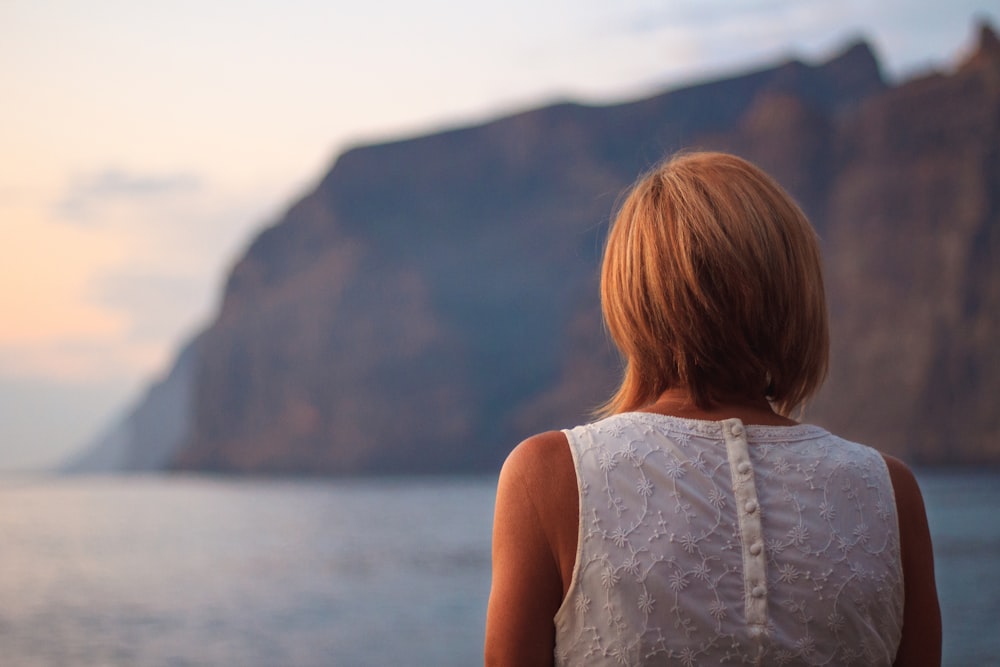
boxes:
[0,469,997,667]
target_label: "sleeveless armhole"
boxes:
[879,453,906,613]
[553,427,585,631]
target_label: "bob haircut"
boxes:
[599,151,829,418]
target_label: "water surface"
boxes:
[0,469,995,666]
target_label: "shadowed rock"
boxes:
[72,23,1000,474]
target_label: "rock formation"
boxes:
[72,23,1000,474]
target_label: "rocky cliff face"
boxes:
[74,24,1000,474]
[814,23,1000,463]
[66,337,199,472]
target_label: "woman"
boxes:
[485,152,941,666]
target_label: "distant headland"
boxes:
[68,22,1000,474]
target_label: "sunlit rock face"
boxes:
[76,24,1000,474]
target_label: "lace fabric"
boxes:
[554,412,904,666]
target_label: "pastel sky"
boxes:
[2,0,996,470]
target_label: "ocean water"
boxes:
[0,475,495,667]
[0,470,996,666]
[916,470,1000,667]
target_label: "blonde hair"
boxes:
[599,151,829,417]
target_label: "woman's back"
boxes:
[554,413,904,666]
[484,153,938,666]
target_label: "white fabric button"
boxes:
[750,542,763,556]
[744,500,758,514]
[737,461,751,474]
[731,423,744,437]
[751,585,766,598]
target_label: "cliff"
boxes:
[66,337,199,472]
[815,22,1000,462]
[72,23,1000,474]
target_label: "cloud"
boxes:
[55,167,202,222]
[616,0,999,86]
[620,0,819,35]
[603,0,888,95]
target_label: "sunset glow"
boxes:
[1,0,996,467]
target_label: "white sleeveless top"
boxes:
[554,413,904,666]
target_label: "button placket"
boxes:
[723,418,768,631]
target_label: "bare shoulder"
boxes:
[498,431,576,512]
[488,431,576,665]
[879,454,942,665]
[880,452,915,481]
[498,430,580,591]
[500,430,573,487]
[880,453,926,514]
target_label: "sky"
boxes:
[1,0,996,470]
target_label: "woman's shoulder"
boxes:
[497,431,581,593]
[879,452,925,515]
[877,453,943,663]
[500,430,572,485]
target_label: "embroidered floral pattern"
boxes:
[553,413,904,666]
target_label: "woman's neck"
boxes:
[640,388,798,426]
